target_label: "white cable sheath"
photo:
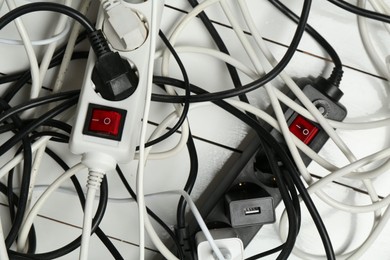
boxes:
[0,21,70,46]
[5,0,40,99]
[17,163,86,251]
[79,171,105,260]
[233,1,387,258]
[52,0,92,94]
[357,0,390,79]
[24,3,89,250]
[26,0,72,225]
[136,1,159,258]
[0,218,9,260]
[0,136,49,180]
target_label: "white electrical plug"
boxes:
[196,229,244,260]
[103,2,148,50]
[69,1,165,170]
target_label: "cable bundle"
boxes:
[0,0,389,259]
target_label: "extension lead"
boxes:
[69,1,165,171]
[69,2,166,259]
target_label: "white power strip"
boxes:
[69,1,165,172]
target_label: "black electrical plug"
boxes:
[88,30,139,101]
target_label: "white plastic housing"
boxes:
[69,1,165,171]
[196,230,244,260]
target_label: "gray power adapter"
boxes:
[224,182,275,228]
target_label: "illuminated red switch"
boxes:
[289,115,319,144]
[88,108,122,136]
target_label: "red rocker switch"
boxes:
[289,115,319,145]
[83,104,126,140]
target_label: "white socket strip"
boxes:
[69,1,165,172]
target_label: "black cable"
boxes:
[0,100,33,250]
[152,76,336,260]
[269,0,342,69]
[246,162,303,260]
[328,0,390,24]
[5,137,33,249]
[246,145,297,260]
[268,0,343,86]
[176,132,198,229]
[160,0,311,103]
[115,165,185,260]
[0,97,76,248]
[141,30,191,148]
[0,183,37,254]
[29,131,70,143]
[0,90,79,124]
[3,71,30,103]
[155,30,198,249]
[187,0,252,106]
[0,96,78,157]
[0,123,17,134]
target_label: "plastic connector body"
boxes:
[92,51,139,101]
[285,77,347,164]
[104,2,148,50]
[175,226,195,260]
[196,229,244,260]
[224,183,275,228]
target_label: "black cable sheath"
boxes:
[142,30,191,148]
[246,145,297,260]
[268,0,344,86]
[187,0,252,105]
[5,134,32,248]
[328,0,390,23]
[0,96,78,157]
[158,0,311,102]
[0,123,17,134]
[0,100,33,250]
[3,71,30,103]
[268,0,342,70]
[0,90,79,124]
[176,131,198,229]
[29,131,69,144]
[0,183,37,254]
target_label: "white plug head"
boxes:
[196,230,244,260]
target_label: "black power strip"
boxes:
[179,77,347,259]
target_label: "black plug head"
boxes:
[92,52,139,101]
[315,76,344,102]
